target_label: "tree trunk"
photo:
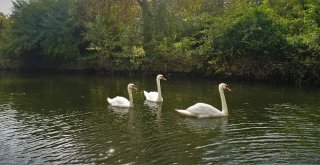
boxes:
[138,0,152,44]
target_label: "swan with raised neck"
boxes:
[175,83,231,118]
[107,83,137,108]
[144,74,166,102]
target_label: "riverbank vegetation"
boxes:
[1,0,320,85]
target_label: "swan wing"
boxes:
[182,103,223,118]
[107,96,130,107]
[143,91,150,99]
[144,91,159,102]
[175,109,198,117]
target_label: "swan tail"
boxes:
[175,109,196,117]
[107,97,113,104]
[143,91,149,99]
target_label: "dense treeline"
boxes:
[1,0,320,85]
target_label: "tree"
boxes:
[5,0,83,67]
[0,13,10,55]
[83,0,143,56]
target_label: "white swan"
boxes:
[144,74,166,102]
[175,83,231,118]
[107,83,136,108]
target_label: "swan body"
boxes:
[175,83,231,118]
[176,103,225,118]
[143,91,160,101]
[144,74,166,102]
[107,96,130,107]
[107,83,136,108]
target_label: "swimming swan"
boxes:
[144,74,166,102]
[175,83,231,118]
[107,83,136,108]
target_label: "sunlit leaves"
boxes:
[83,1,143,58]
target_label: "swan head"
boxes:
[157,74,166,80]
[219,83,231,91]
[127,83,137,90]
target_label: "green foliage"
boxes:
[206,6,286,59]
[0,13,10,55]
[1,0,320,84]
[82,1,143,71]
[3,0,82,67]
[0,13,9,37]
[38,0,82,58]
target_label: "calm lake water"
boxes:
[0,72,319,164]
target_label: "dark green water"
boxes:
[0,73,320,164]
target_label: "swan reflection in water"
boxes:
[144,101,162,111]
[107,105,130,115]
[181,117,228,133]
[144,101,163,120]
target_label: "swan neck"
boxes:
[128,88,134,107]
[219,88,228,116]
[156,78,162,101]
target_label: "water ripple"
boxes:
[0,104,93,164]
[194,103,320,164]
[1,76,320,164]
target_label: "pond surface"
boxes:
[0,73,319,164]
